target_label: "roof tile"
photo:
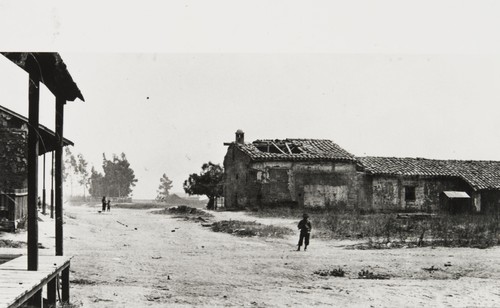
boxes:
[359,156,500,190]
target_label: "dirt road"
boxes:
[8,203,500,307]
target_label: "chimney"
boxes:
[235,129,244,144]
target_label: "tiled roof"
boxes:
[358,156,500,190]
[235,139,356,162]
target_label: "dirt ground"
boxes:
[2,203,500,307]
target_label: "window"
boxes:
[405,186,416,201]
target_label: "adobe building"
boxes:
[223,130,368,209]
[358,156,500,213]
[223,130,500,213]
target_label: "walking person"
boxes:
[107,199,111,212]
[102,196,106,212]
[297,213,312,251]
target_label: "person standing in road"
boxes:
[297,213,312,251]
[102,196,107,212]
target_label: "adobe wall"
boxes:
[223,145,257,209]
[370,175,472,212]
[223,146,369,209]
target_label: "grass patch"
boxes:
[0,239,26,248]
[211,220,293,238]
[314,267,346,277]
[358,269,390,280]
[152,205,214,220]
[70,278,98,285]
[113,202,169,209]
[250,207,500,248]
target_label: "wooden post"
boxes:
[43,153,46,215]
[27,290,42,308]
[51,151,54,219]
[47,277,57,306]
[62,267,70,303]
[55,97,64,256]
[28,75,39,271]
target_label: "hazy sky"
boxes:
[1,1,500,198]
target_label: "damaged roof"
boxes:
[358,156,500,191]
[235,139,356,162]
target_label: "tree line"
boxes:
[64,147,224,208]
[63,149,138,199]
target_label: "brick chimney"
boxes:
[235,129,244,144]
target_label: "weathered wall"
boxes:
[370,175,472,212]
[479,190,500,214]
[223,147,368,209]
[0,110,28,192]
[223,145,258,208]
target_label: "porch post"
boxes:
[55,97,65,256]
[51,151,54,219]
[42,154,46,215]
[28,75,40,271]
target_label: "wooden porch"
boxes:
[0,53,84,308]
[0,256,71,308]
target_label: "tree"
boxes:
[96,153,138,198]
[156,173,173,201]
[63,147,77,195]
[76,154,89,198]
[183,162,223,210]
[88,167,104,198]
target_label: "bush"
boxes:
[0,239,26,248]
[358,269,389,280]
[314,267,346,277]
[211,220,293,238]
[152,206,214,219]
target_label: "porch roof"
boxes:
[0,104,73,155]
[1,52,84,102]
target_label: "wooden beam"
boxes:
[47,277,56,306]
[55,97,65,256]
[27,75,39,271]
[271,142,287,154]
[285,142,293,154]
[62,266,70,302]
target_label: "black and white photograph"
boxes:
[1,1,500,307]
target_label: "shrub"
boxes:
[211,220,293,238]
[314,267,346,277]
[0,239,26,248]
[358,269,389,280]
[152,206,214,219]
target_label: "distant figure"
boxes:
[107,200,111,212]
[297,213,312,251]
[37,197,42,209]
[102,196,106,212]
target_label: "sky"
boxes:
[1,1,500,199]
